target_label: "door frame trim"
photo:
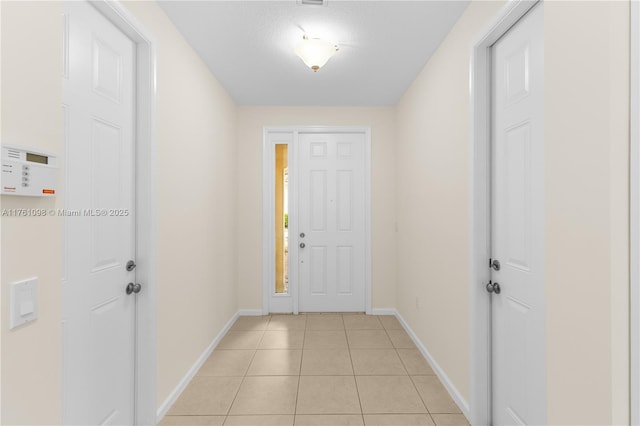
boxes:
[468,1,539,424]
[631,1,639,423]
[262,126,372,315]
[66,2,157,424]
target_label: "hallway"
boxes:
[161,314,468,426]
[1,1,634,424]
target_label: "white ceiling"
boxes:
[158,1,470,106]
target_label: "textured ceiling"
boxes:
[158,1,470,106]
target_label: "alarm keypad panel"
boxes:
[1,145,58,197]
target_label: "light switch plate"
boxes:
[10,277,38,329]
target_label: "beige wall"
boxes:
[395,0,506,405]
[1,2,63,424]
[236,107,397,312]
[544,1,629,424]
[396,0,631,424]
[1,1,238,423]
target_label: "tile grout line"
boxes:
[394,344,410,377]
[384,324,432,419]
[222,316,269,419]
[428,412,438,426]
[408,372,432,417]
[344,314,366,425]
[293,317,307,422]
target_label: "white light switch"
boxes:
[10,277,38,329]
[20,300,35,316]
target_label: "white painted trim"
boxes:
[468,1,539,425]
[156,312,239,423]
[631,1,640,423]
[0,3,3,422]
[363,127,372,315]
[81,2,158,425]
[262,126,372,314]
[393,310,469,420]
[370,308,396,316]
[290,131,300,315]
[262,127,275,315]
[238,309,265,316]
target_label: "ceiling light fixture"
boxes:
[294,35,339,72]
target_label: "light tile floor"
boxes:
[161,314,470,426]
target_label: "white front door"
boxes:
[298,132,366,312]
[490,3,545,425]
[62,1,137,424]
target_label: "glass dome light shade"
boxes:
[294,35,339,72]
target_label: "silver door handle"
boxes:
[126,282,142,295]
[299,243,306,248]
[485,281,501,294]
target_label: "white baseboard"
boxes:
[238,309,264,316]
[393,310,470,419]
[370,308,396,315]
[156,311,239,423]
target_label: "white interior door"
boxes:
[298,132,366,312]
[490,3,545,425]
[62,1,137,424]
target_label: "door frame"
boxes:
[262,126,372,315]
[468,1,540,424]
[631,1,639,423]
[63,2,157,424]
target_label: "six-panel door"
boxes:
[491,3,546,425]
[62,1,137,424]
[298,133,367,312]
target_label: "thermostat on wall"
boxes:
[1,144,58,197]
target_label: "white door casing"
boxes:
[631,1,640,423]
[62,1,137,424]
[298,132,366,312]
[490,3,545,425]
[262,127,371,315]
[470,1,544,424]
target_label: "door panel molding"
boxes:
[468,1,540,425]
[263,126,371,315]
[63,1,157,424]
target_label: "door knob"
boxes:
[485,281,501,294]
[299,242,306,248]
[126,282,142,295]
